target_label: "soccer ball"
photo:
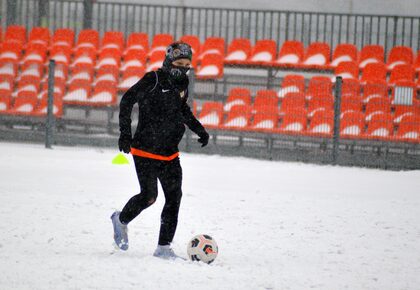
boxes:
[187,234,218,264]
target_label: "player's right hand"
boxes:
[118,135,132,153]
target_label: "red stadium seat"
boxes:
[69,66,94,85]
[330,44,358,67]
[253,90,278,111]
[278,108,307,134]
[95,67,119,85]
[119,68,145,91]
[63,82,92,105]
[8,91,38,115]
[388,64,415,85]
[0,42,24,62]
[247,39,276,65]
[22,43,47,65]
[20,63,44,82]
[121,50,147,71]
[97,47,122,70]
[223,88,251,111]
[359,45,384,68]
[340,111,365,138]
[307,109,334,137]
[4,25,26,45]
[224,38,251,64]
[365,96,392,121]
[101,31,124,51]
[278,74,305,98]
[362,80,388,103]
[301,42,330,69]
[34,90,63,117]
[88,80,117,106]
[150,34,173,55]
[360,62,387,83]
[307,94,334,117]
[198,101,224,128]
[396,115,420,141]
[334,61,359,80]
[52,28,75,48]
[341,78,360,97]
[16,78,41,95]
[198,37,225,60]
[196,54,224,79]
[72,47,97,69]
[146,50,165,72]
[223,104,252,130]
[273,40,304,67]
[28,27,50,48]
[50,45,72,66]
[0,81,12,111]
[250,110,278,132]
[0,61,17,80]
[341,94,363,114]
[306,76,333,100]
[365,112,394,140]
[125,32,149,55]
[386,46,413,69]
[76,29,99,49]
[279,92,306,116]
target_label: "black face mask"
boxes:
[169,64,190,81]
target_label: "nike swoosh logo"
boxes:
[162,89,170,92]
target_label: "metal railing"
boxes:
[2,0,420,52]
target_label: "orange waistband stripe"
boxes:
[130,148,180,161]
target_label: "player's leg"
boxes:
[111,157,159,250]
[153,158,183,258]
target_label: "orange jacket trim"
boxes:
[130,148,180,161]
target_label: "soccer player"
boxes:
[111,42,209,259]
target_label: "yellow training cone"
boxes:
[112,153,130,165]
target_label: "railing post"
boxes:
[332,76,342,164]
[45,60,56,149]
[6,0,17,26]
[83,0,93,29]
[38,0,48,27]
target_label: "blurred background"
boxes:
[0,0,419,169]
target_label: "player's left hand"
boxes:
[197,131,209,147]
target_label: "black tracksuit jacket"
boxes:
[119,69,206,156]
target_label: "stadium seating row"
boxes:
[2,26,420,80]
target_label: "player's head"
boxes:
[162,42,192,80]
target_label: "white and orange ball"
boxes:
[187,234,218,264]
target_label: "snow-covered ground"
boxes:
[0,141,419,290]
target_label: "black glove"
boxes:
[118,134,132,153]
[197,131,209,147]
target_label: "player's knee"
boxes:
[148,197,156,205]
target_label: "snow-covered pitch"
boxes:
[1,141,419,290]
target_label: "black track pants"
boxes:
[119,156,183,246]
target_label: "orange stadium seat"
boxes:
[0,61,17,80]
[224,38,252,64]
[360,62,387,83]
[0,42,24,62]
[415,51,420,72]
[72,47,97,69]
[306,76,332,100]
[341,94,363,114]
[396,115,420,141]
[365,112,394,140]
[341,78,360,97]
[69,66,94,85]
[307,109,334,137]
[76,29,99,49]
[52,28,75,48]
[95,67,119,85]
[97,48,122,70]
[253,90,278,111]
[28,27,50,48]
[340,111,365,138]
[146,50,165,72]
[16,78,41,96]
[101,31,124,51]
[362,80,388,103]
[124,32,149,55]
[121,49,147,71]
[50,45,72,66]
[223,88,251,111]
[149,34,173,55]
[365,96,392,121]
[386,46,413,70]
[307,94,334,118]
[273,40,304,67]
[196,54,224,79]
[250,109,279,132]
[279,92,306,116]
[63,82,92,105]
[388,64,415,85]
[198,37,225,60]
[22,43,47,65]
[119,68,145,91]
[334,61,359,80]
[223,104,252,130]
[4,25,26,45]
[34,90,64,117]
[8,91,38,115]
[247,39,276,65]
[301,42,330,69]
[359,45,384,68]
[278,107,307,134]
[278,74,305,98]
[330,44,358,67]
[88,80,117,106]
[0,80,12,111]
[198,101,224,128]
[20,63,44,82]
